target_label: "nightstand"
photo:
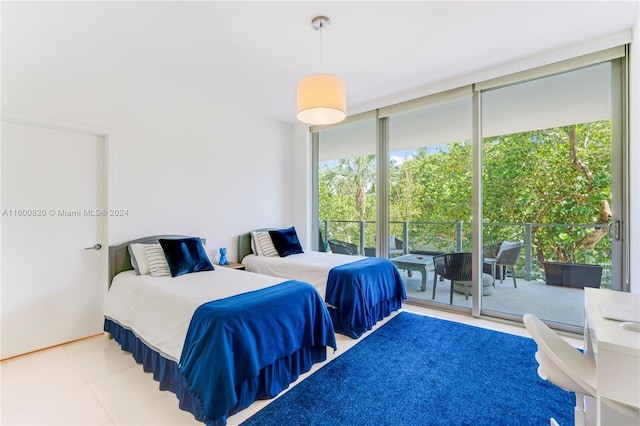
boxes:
[221,262,245,271]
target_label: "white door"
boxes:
[1,120,106,359]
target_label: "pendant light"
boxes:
[296,16,346,125]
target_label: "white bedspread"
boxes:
[241,251,366,295]
[104,268,292,362]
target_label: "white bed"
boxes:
[241,250,366,296]
[105,235,336,426]
[105,266,307,362]
[237,228,407,339]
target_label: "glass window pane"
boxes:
[481,62,615,328]
[388,96,472,307]
[318,119,377,256]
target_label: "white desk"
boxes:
[584,288,640,424]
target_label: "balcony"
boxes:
[319,219,611,287]
[320,219,610,328]
[401,271,585,327]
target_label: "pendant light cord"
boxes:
[319,22,324,72]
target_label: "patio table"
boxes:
[390,253,434,291]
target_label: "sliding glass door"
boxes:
[386,95,473,308]
[312,48,628,331]
[316,117,377,256]
[479,59,624,329]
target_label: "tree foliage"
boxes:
[319,121,612,277]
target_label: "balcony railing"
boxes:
[320,219,611,286]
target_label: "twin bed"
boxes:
[105,230,405,425]
[237,228,407,339]
[104,235,336,426]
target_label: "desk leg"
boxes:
[420,267,426,291]
[592,396,600,426]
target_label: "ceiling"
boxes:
[2,1,638,124]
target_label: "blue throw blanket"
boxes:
[325,257,406,338]
[179,280,336,426]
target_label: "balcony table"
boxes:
[390,254,434,291]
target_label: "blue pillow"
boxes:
[269,227,304,257]
[158,237,214,277]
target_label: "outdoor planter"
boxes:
[543,262,602,289]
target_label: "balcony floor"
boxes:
[399,270,586,328]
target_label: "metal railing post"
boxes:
[456,221,463,252]
[359,221,366,256]
[525,223,532,281]
[403,221,409,254]
[322,220,328,251]
[325,220,331,242]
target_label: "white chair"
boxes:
[523,314,638,426]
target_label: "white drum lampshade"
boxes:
[296,74,346,125]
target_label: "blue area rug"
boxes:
[241,311,573,426]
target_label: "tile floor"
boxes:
[0,305,582,425]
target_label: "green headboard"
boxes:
[237,228,276,262]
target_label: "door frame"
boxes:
[612,54,630,292]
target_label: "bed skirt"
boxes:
[104,319,203,419]
[326,257,407,338]
[104,318,327,426]
[329,296,404,338]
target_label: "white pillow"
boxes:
[252,231,278,257]
[128,243,160,275]
[143,244,171,277]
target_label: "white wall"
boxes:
[2,37,295,263]
[290,125,314,249]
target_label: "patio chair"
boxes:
[389,235,404,257]
[483,241,522,288]
[433,252,495,302]
[364,235,405,258]
[483,242,503,278]
[328,239,358,255]
[432,252,472,304]
[318,229,327,252]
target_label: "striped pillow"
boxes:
[252,231,278,257]
[144,244,171,277]
[128,243,157,275]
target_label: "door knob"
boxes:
[84,243,102,250]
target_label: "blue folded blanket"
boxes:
[179,280,336,426]
[325,257,407,338]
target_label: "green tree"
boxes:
[321,155,376,221]
[319,155,376,246]
[319,121,612,274]
[482,122,611,265]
